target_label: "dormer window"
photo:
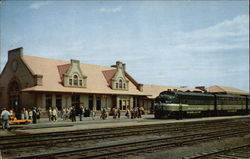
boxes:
[119,79,122,88]
[60,59,87,88]
[73,75,78,86]
[109,61,129,90]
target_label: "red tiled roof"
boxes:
[102,69,117,86]
[57,64,70,80]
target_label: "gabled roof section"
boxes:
[102,69,117,86]
[102,68,142,91]
[21,55,147,96]
[57,64,70,80]
[207,85,249,95]
[125,71,141,89]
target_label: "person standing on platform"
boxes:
[36,108,40,122]
[70,106,76,122]
[79,106,84,121]
[100,107,106,120]
[117,108,121,119]
[32,107,37,124]
[138,107,142,118]
[66,107,70,120]
[1,108,10,130]
[28,109,33,120]
[125,108,131,119]
[48,107,52,121]
[90,109,95,120]
[21,108,25,120]
[61,107,65,120]
[111,108,116,119]
[52,107,57,122]
[24,108,28,120]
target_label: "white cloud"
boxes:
[99,6,122,13]
[130,14,249,90]
[171,14,249,53]
[29,1,51,9]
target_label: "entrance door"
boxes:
[71,95,80,114]
[8,81,21,117]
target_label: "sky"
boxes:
[0,1,249,91]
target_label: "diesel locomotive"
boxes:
[154,90,250,119]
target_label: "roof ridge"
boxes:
[214,85,226,92]
[23,55,113,69]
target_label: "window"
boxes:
[116,83,118,88]
[119,79,122,88]
[69,79,72,85]
[72,95,80,113]
[73,75,78,86]
[79,80,83,86]
[89,95,93,110]
[123,83,126,89]
[56,95,62,110]
[46,94,52,110]
[119,100,122,110]
[96,96,101,110]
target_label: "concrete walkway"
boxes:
[1,115,249,136]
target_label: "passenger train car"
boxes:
[154,91,250,119]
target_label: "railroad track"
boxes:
[12,128,250,159]
[184,144,250,159]
[0,119,249,150]
[1,117,249,158]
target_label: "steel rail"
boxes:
[183,144,250,159]
[12,128,250,159]
[0,121,248,150]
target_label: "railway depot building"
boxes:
[0,48,150,115]
[0,47,248,116]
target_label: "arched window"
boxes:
[119,79,122,89]
[73,75,78,86]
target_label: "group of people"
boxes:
[0,107,41,130]
[1,105,146,130]
[125,106,145,119]
[47,106,144,122]
[21,107,41,124]
[48,106,96,122]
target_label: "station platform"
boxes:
[1,115,249,136]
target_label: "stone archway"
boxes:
[8,80,21,113]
